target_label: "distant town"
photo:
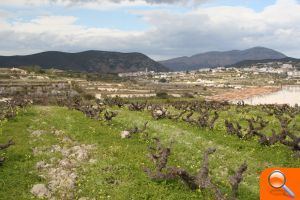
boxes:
[119,61,300,86]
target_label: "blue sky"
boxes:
[203,0,277,11]
[0,0,300,60]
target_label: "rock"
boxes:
[59,159,74,169]
[48,168,77,193]
[62,136,73,143]
[69,146,89,161]
[155,110,163,116]
[61,147,71,157]
[52,130,64,136]
[36,161,51,171]
[121,131,131,139]
[30,184,50,198]
[84,144,96,151]
[31,130,47,137]
[32,147,43,156]
[50,145,62,153]
[89,159,97,164]
[49,157,57,164]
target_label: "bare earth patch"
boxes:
[207,86,280,101]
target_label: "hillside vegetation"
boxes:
[0,50,168,73]
[160,47,287,71]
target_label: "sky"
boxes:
[0,0,300,60]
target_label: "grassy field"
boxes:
[0,105,299,199]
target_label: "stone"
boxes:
[30,184,50,198]
[36,161,51,171]
[155,110,163,116]
[69,145,89,161]
[32,147,43,156]
[121,131,131,139]
[31,130,47,137]
[59,159,74,169]
[89,159,97,164]
[50,145,62,153]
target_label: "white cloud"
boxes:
[0,10,9,18]
[132,0,300,58]
[0,15,143,56]
[0,0,300,59]
[0,0,208,7]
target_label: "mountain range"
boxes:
[159,47,288,71]
[0,50,168,73]
[0,47,296,73]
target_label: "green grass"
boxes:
[0,105,299,199]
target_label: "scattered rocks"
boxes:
[47,168,77,199]
[30,129,96,199]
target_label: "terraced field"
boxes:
[0,104,299,199]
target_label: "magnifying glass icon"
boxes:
[268,170,295,198]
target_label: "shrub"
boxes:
[159,78,167,83]
[182,93,194,98]
[156,92,169,99]
[83,93,95,101]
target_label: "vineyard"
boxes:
[0,97,299,199]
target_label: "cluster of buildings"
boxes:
[119,62,300,80]
[243,63,298,75]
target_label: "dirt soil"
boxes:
[206,86,280,101]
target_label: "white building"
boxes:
[287,71,300,78]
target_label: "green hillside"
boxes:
[0,103,299,199]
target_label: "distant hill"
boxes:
[0,50,169,73]
[159,47,287,71]
[228,57,300,68]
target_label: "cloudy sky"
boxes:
[0,0,300,60]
